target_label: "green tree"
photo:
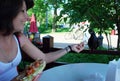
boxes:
[28,0,47,24]
[46,0,65,32]
[59,0,120,49]
[27,0,64,32]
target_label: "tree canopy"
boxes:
[27,0,120,49]
[59,0,120,34]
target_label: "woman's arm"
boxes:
[45,43,84,63]
[19,33,84,63]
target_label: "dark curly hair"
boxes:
[0,0,34,36]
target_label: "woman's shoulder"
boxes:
[14,32,29,47]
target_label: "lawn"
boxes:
[56,52,120,64]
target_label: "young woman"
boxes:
[0,0,84,81]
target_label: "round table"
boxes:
[39,63,108,81]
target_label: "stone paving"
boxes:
[40,32,118,49]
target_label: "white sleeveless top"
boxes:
[0,35,22,81]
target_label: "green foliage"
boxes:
[27,0,48,24]
[38,24,52,33]
[97,46,108,50]
[56,28,69,32]
[37,24,70,33]
[59,0,118,35]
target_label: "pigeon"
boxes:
[88,29,99,50]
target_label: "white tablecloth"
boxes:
[39,63,108,81]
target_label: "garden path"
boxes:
[40,32,118,49]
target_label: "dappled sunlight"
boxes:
[40,32,118,49]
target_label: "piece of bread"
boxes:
[17,59,46,81]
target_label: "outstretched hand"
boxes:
[70,42,84,53]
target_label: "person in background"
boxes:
[0,0,84,81]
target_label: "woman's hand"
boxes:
[33,73,42,81]
[70,42,84,53]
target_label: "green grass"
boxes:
[37,24,69,34]
[56,52,120,64]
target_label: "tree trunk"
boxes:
[52,7,57,32]
[105,33,110,50]
[117,21,120,49]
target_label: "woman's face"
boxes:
[13,1,29,33]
